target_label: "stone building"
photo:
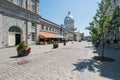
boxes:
[0,0,40,48]
[64,11,82,41]
[0,0,83,48]
[103,0,120,43]
[74,30,81,41]
[64,11,75,41]
[64,11,74,31]
[0,0,68,47]
[110,0,120,41]
[39,17,64,45]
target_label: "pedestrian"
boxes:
[95,39,100,48]
[114,39,118,49]
[100,39,105,48]
[106,39,110,47]
[63,39,66,45]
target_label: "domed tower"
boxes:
[64,11,74,31]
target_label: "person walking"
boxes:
[114,39,118,49]
[106,39,110,48]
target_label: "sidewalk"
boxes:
[87,43,120,80]
[0,42,73,64]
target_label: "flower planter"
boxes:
[64,42,66,45]
[53,42,58,48]
[16,41,31,57]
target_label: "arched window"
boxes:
[9,26,21,32]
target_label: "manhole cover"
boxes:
[17,60,29,65]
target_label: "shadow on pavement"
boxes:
[10,55,26,58]
[72,59,99,72]
[10,55,19,58]
[84,45,93,48]
[72,45,120,80]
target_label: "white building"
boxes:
[64,11,74,31]
[64,11,82,41]
[74,29,81,41]
[64,11,75,41]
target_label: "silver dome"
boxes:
[64,11,74,21]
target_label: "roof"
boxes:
[39,32,58,38]
[55,34,65,38]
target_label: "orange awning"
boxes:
[39,32,58,38]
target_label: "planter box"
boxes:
[53,42,59,48]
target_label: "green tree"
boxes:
[85,21,100,40]
[86,0,116,60]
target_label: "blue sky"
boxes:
[40,0,101,36]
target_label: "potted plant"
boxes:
[63,40,66,46]
[53,41,58,48]
[16,41,31,57]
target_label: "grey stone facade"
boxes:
[40,17,61,35]
[108,0,120,41]
[0,0,82,48]
[0,0,40,48]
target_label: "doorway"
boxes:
[9,26,22,46]
[15,34,21,45]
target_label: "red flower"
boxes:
[27,47,31,53]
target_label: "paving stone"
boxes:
[0,41,120,80]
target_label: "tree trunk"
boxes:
[102,43,104,57]
[101,37,105,57]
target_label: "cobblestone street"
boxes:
[1,0,120,80]
[0,41,89,80]
[0,41,120,80]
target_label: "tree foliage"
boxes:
[86,0,115,40]
[85,0,118,58]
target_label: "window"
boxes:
[46,26,48,31]
[31,22,36,27]
[119,26,120,33]
[52,28,54,32]
[114,0,116,4]
[32,4,35,13]
[9,26,21,32]
[110,5,112,8]
[7,0,12,2]
[41,24,44,30]
[31,33,35,41]
[18,0,23,7]
[49,27,51,31]
[32,23,34,26]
